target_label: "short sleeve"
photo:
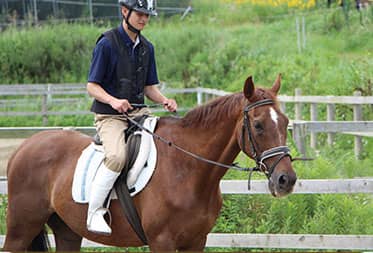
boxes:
[145,43,159,86]
[87,38,111,85]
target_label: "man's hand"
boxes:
[109,98,133,113]
[163,98,177,112]
[144,85,178,112]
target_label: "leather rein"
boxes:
[124,99,293,190]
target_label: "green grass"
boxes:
[0,195,6,235]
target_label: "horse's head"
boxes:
[238,74,296,197]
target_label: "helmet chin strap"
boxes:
[124,9,140,35]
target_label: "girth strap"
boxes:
[114,173,148,244]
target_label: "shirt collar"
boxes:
[118,24,140,49]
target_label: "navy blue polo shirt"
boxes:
[88,24,159,96]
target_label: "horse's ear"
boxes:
[244,76,255,100]
[271,73,282,95]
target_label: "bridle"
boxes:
[241,99,292,186]
[123,98,293,190]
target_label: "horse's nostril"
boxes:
[278,174,288,186]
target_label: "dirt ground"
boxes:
[0,139,25,177]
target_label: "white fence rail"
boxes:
[283,88,373,159]
[1,178,372,195]
[0,178,372,249]
[2,84,373,158]
[0,233,371,250]
[293,121,373,158]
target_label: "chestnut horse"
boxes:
[3,75,296,251]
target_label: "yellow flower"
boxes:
[221,0,316,8]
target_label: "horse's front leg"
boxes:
[148,234,207,252]
[147,232,177,251]
[178,236,207,252]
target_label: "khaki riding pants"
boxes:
[94,107,151,173]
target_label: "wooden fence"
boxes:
[0,84,229,124]
[282,88,373,159]
[1,84,373,158]
[0,177,372,250]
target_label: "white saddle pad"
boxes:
[72,117,158,203]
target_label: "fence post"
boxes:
[52,0,59,17]
[293,122,307,157]
[280,102,286,114]
[88,0,93,24]
[197,89,202,105]
[47,84,52,103]
[22,0,26,20]
[302,16,306,50]
[353,91,363,159]
[205,93,210,103]
[296,17,301,53]
[327,104,335,145]
[3,1,9,16]
[295,88,302,121]
[33,0,38,24]
[293,88,306,156]
[41,94,48,126]
[181,6,193,20]
[310,103,317,149]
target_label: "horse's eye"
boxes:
[254,121,264,133]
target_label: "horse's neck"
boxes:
[173,105,242,191]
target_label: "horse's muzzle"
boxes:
[268,170,297,197]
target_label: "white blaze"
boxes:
[270,107,278,126]
[269,107,283,143]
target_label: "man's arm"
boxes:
[87,82,133,113]
[144,85,177,112]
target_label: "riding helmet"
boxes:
[118,0,157,16]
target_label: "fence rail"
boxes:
[287,88,373,159]
[0,177,372,249]
[1,178,372,195]
[1,84,373,158]
[0,233,371,250]
[293,121,373,157]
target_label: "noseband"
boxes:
[242,99,292,187]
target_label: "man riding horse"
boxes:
[86,0,177,235]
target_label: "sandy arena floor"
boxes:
[0,139,25,177]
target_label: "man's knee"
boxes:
[104,154,125,172]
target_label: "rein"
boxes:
[125,100,295,190]
[123,113,250,172]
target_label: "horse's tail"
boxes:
[29,227,50,251]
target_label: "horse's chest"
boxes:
[171,206,220,236]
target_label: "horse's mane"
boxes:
[180,93,244,128]
[179,88,277,128]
